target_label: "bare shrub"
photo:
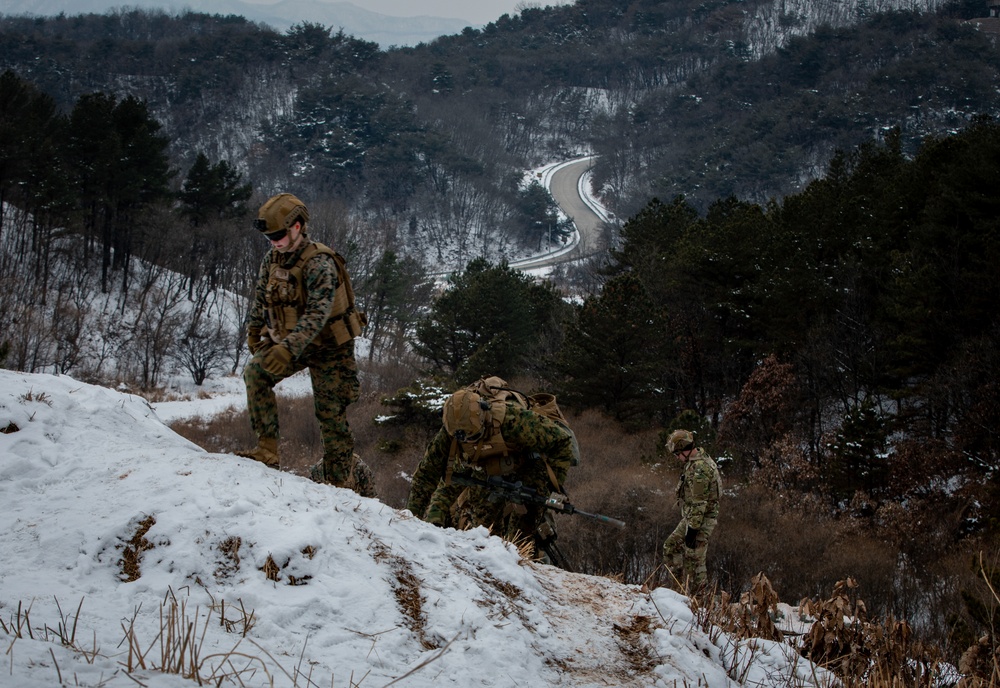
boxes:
[799,578,941,687]
[556,409,667,580]
[712,482,843,598]
[717,354,802,475]
[737,573,785,642]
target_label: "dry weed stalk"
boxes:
[2,599,36,639]
[209,597,257,637]
[956,551,1000,688]
[3,598,103,668]
[46,597,102,664]
[799,578,940,687]
[119,590,269,685]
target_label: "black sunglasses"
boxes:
[253,218,289,242]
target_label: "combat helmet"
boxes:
[666,429,695,454]
[443,389,490,443]
[254,193,309,235]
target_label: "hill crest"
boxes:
[0,369,832,686]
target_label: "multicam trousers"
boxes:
[662,516,717,591]
[244,339,360,484]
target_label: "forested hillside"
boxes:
[383,0,999,217]
[3,0,999,260]
[2,1,1000,679]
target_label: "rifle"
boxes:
[451,473,626,529]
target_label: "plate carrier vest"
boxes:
[264,241,366,347]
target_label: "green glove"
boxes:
[262,343,291,375]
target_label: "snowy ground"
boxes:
[0,369,835,687]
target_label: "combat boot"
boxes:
[236,437,279,467]
[310,453,377,496]
[309,455,348,486]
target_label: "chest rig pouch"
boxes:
[265,242,367,346]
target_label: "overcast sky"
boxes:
[246,0,573,25]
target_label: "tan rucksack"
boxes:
[451,376,580,467]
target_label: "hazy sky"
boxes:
[244,0,573,25]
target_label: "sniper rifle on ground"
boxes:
[450,473,626,529]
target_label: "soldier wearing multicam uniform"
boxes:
[237,192,375,497]
[407,377,578,559]
[662,429,721,593]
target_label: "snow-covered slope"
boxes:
[0,370,830,687]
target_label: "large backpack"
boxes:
[463,376,580,467]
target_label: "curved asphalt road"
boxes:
[511,156,607,271]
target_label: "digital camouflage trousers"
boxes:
[244,339,360,484]
[425,459,567,557]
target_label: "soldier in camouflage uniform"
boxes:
[662,429,721,594]
[237,193,375,497]
[406,380,577,559]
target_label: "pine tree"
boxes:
[557,273,670,423]
[411,258,568,383]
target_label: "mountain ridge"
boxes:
[0,0,473,45]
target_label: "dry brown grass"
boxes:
[554,408,670,580]
[119,515,156,583]
[370,540,436,650]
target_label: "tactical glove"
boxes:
[684,525,699,549]
[247,329,266,354]
[262,343,292,375]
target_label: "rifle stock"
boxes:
[451,473,626,528]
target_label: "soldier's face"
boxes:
[269,222,302,252]
[674,448,694,461]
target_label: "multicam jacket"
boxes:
[677,448,722,529]
[248,237,340,358]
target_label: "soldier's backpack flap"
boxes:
[527,392,580,466]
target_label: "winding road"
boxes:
[510,156,611,271]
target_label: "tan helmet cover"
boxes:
[667,429,695,453]
[443,389,487,441]
[257,193,309,233]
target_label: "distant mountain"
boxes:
[0,0,473,46]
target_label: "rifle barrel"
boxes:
[573,509,626,529]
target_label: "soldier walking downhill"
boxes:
[237,192,375,497]
[662,429,722,595]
